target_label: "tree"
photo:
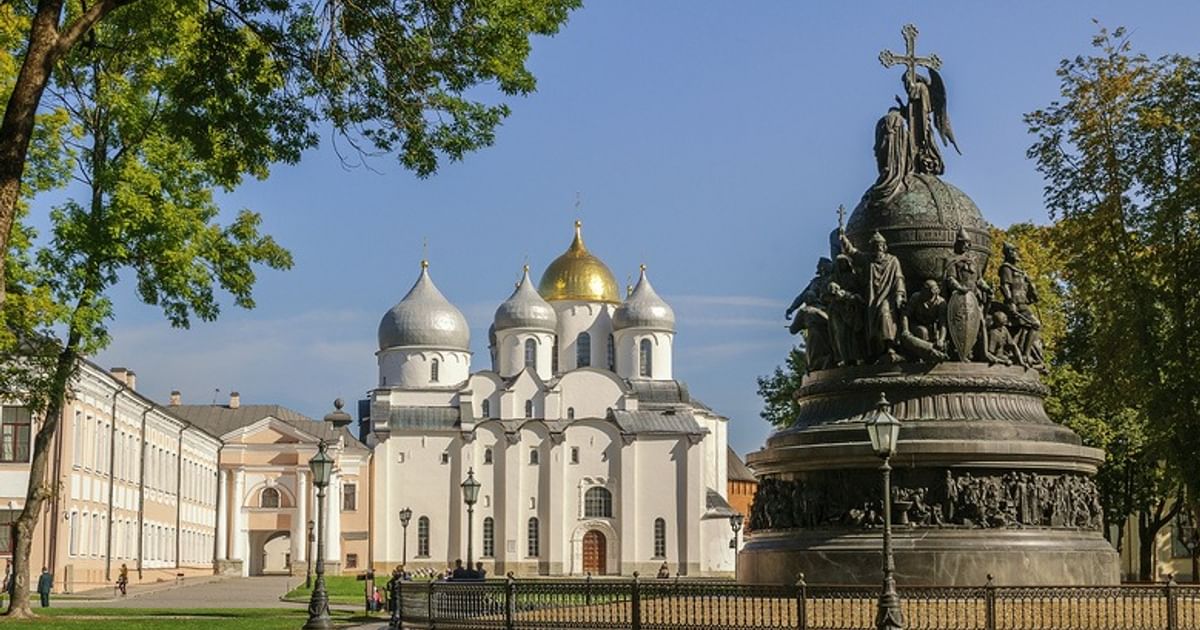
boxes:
[0,0,581,306]
[1,3,297,616]
[1025,24,1200,579]
[756,347,806,430]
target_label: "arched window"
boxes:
[567,407,575,420]
[524,338,538,370]
[483,448,493,465]
[639,339,653,377]
[481,399,490,418]
[430,358,440,382]
[417,516,430,557]
[576,332,591,368]
[525,400,534,418]
[529,448,540,465]
[654,518,667,558]
[260,487,280,508]
[482,517,495,557]
[584,487,613,518]
[527,517,540,557]
[607,334,616,370]
[552,339,559,373]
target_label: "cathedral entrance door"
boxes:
[582,530,606,575]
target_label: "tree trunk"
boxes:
[1139,511,1154,582]
[6,340,79,618]
[0,1,67,308]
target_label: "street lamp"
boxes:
[865,392,903,630]
[304,438,335,630]
[729,512,745,580]
[1177,515,1200,584]
[305,520,315,589]
[461,469,482,573]
[399,508,413,567]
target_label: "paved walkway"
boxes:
[57,575,306,608]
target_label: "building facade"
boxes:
[367,222,737,577]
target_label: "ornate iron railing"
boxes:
[385,573,1200,630]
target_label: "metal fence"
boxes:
[386,574,1200,630]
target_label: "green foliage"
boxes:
[756,347,806,429]
[985,222,1066,360]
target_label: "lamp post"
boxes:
[399,508,413,568]
[1177,517,1200,584]
[305,520,315,589]
[729,512,745,580]
[865,393,903,630]
[304,439,335,630]
[461,469,481,573]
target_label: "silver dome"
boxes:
[613,266,675,332]
[494,266,558,332]
[378,262,470,351]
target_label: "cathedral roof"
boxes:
[537,221,620,303]
[378,261,470,351]
[613,266,675,332]
[727,447,757,482]
[494,266,557,332]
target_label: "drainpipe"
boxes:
[175,425,185,569]
[136,406,149,581]
[104,383,127,581]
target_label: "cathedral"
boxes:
[367,221,737,577]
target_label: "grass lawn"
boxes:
[18,607,380,629]
[285,575,375,606]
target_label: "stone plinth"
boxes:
[740,362,1119,586]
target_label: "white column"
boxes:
[295,469,308,563]
[231,468,247,576]
[326,471,342,563]
[502,437,521,571]
[547,437,565,575]
[216,469,228,560]
[684,439,703,576]
[619,438,638,574]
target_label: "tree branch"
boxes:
[53,0,135,56]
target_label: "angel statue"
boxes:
[871,24,961,199]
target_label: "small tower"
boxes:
[493,266,557,379]
[376,261,471,388]
[537,221,621,373]
[612,265,675,380]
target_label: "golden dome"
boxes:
[538,220,621,303]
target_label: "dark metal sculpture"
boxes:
[877,24,960,182]
[838,229,907,364]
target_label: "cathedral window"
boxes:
[570,447,580,465]
[482,517,495,557]
[529,448,540,465]
[654,518,667,558]
[525,400,534,418]
[481,399,490,418]
[607,334,615,370]
[440,452,450,465]
[260,487,280,509]
[483,448,493,465]
[567,407,575,420]
[524,338,538,370]
[584,487,613,518]
[527,517,540,557]
[552,339,559,373]
[430,358,440,382]
[342,483,357,511]
[576,332,591,368]
[639,339,653,377]
[417,516,430,557]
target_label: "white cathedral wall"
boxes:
[697,413,729,496]
[556,371,628,419]
[377,348,471,388]
[700,516,735,575]
[495,330,556,380]
[374,431,467,570]
[551,301,616,372]
[613,330,674,381]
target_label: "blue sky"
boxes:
[78,1,1200,457]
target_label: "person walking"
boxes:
[36,567,53,608]
[117,563,129,596]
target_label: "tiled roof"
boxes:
[704,488,737,517]
[170,404,366,450]
[610,409,705,435]
[727,447,757,482]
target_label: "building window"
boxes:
[529,448,540,465]
[567,407,575,420]
[417,516,430,557]
[527,517,539,557]
[639,339,653,377]
[346,554,358,569]
[260,487,280,509]
[483,448,493,465]
[68,512,79,556]
[342,483,357,511]
[576,332,591,368]
[482,517,495,557]
[481,399,490,418]
[524,338,538,370]
[607,334,615,370]
[430,358,440,382]
[584,487,613,518]
[570,447,580,465]
[441,452,450,465]
[525,400,534,418]
[654,518,667,558]
[552,339,559,373]
[0,406,31,463]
